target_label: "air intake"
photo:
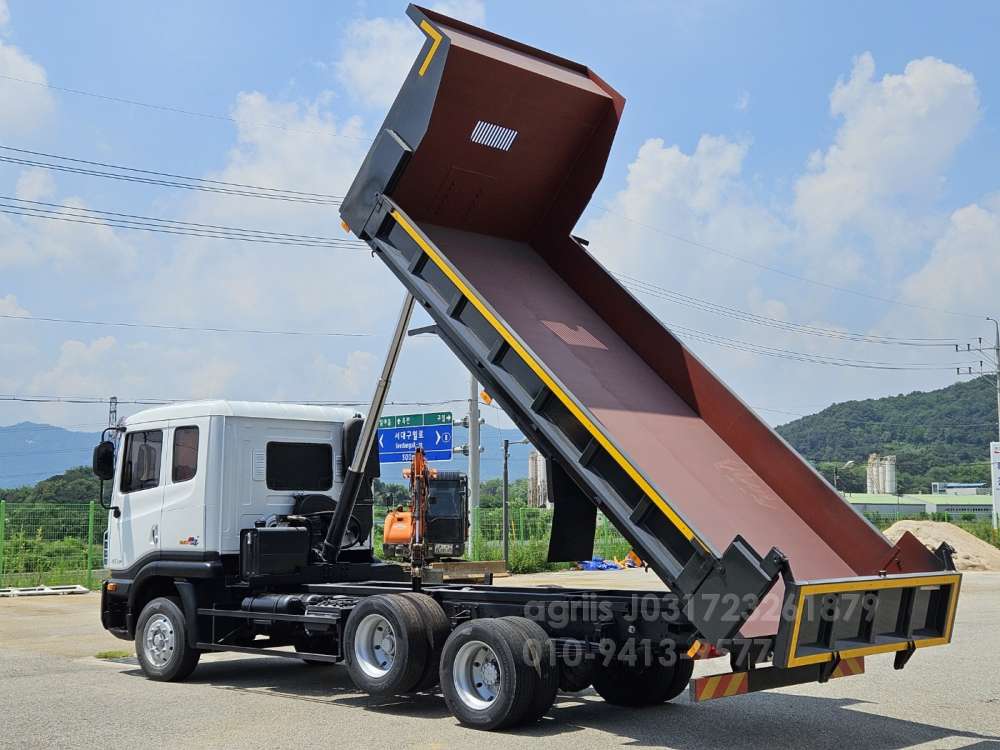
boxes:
[470,120,518,151]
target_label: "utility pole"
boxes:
[990,318,1000,531]
[501,437,530,566]
[108,396,118,427]
[988,317,1000,444]
[468,374,481,514]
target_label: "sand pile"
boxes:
[884,520,1000,572]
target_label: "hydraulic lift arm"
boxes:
[322,292,416,561]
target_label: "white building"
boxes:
[527,450,549,507]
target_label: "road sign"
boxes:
[378,412,453,463]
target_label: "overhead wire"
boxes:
[0,146,345,205]
[0,73,374,142]
[0,312,373,338]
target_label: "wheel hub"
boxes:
[453,640,502,710]
[143,613,175,668]
[355,614,397,678]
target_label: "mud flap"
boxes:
[546,459,596,563]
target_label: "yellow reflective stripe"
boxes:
[418,20,442,76]
[699,675,722,701]
[799,574,959,595]
[390,208,702,547]
[723,673,747,697]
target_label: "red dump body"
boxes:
[342,5,959,649]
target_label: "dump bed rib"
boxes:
[341,4,960,662]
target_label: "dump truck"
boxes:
[95,5,961,731]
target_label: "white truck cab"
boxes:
[101,400,366,573]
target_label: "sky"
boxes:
[1,0,999,440]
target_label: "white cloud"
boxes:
[15,167,55,202]
[0,1,9,30]
[794,52,979,246]
[0,40,56,135]
[880,196,1000,337]
[582,134,789,303]
[735,90,750,111]
[334,1,485,110]
[430,0,486,25]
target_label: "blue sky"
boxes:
[1,0,999,438]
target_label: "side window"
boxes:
[120,430,163,493]
[172,426,199,483]
[266,442,333,491]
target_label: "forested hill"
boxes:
[776,376,997,493]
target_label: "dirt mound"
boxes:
[884,520,1000,572]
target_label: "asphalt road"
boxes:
[2,570,998,750]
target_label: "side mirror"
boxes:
[92,440,115,481]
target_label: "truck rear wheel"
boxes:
[439,618,539,730]
[400,592,451,691]
[592,656,694,707]
[135,596,201,682]
[344,594,428,696]
[500,616,559,723]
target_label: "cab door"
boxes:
[114,427,166,569]
[160,418,209,556]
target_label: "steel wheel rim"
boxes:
[453,639,502,710]
[143,613,175,668]
[355,613,396,678]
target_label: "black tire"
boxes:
[592,655,694,707]
[439,618,538,730]
[344,594,428,696]
[558,658,595,693]
[501,617,558,723]
[135,596,201,682]
[400,592,451,691]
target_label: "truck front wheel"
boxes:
[135,596,201,682]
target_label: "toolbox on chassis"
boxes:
[96,5,960,732]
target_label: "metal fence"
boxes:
[0,501,108,589]
[373,506,633,573]
[9,502,993,589]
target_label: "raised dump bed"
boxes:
[341,5,960,666]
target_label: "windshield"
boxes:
[429,482,464,517]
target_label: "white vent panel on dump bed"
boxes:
[471,120,517,151]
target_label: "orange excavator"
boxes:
[382,447,469,569]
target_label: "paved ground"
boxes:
[1,569,998,750]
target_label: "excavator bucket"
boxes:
[341,5,960,662]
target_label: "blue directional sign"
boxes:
[377,412,453,464]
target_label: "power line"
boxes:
[595,206,984,320]
[1,196,356,242]
[0,146,345,205]
[0,394,471,407]
[665,322,977,371]
[0,73,373,142]
[615,272,969,347]
[0,312,373,338]
[0,197,366,250]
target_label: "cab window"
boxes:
[120,430,163,492]
[172,426,199,483]
[266,442,333,491]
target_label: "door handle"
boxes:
[150,524,159,545]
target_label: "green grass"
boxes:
[94,650,131,660]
